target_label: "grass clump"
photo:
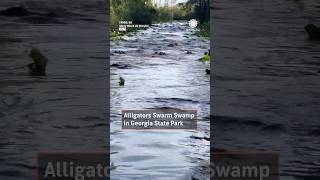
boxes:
[195,22,209,38]
[198,54,210,62]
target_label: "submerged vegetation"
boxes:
[110,0,210,38]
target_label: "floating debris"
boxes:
[113,50,126,54]
[204,49,210,56]
[28,48,48,76]
[305,24,320,40]
[155,51,166,55]
[0,6,31,16]
[186,50,193,54]
[110,63,130,69]
[158,52,166,55]
[168,42,178,47]
[190,135,210,141]
[119,76,125,86]
[0,5,64,24]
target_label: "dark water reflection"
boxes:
[212,0,320,179]
[0,1,107,179]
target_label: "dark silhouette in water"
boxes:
[305,24,320,40]
[0,6,31,16]
[154,51,166,55]
[28,48,48,76]
[111,63,130,69]
[168,42,178,47]
[205,49,210,56]
[114,50,126,54]
[0,6,63,24]
[119,77,125,86]
[205,69,210,74]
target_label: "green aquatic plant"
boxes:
[198,54,210,62]
[119,76,125,86]
[194,22,210,38]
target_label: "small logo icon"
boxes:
[189,19,198,28]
